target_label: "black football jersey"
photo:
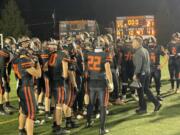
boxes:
[48,50,67,80]
[0,49,10,69]
[38,49,50,66]
[85,51,109,80]
[121,45,134,67]
[147,45,164,66]
[15,56,34,86]
[166,42,180,64]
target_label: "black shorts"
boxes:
[64,80,77,107]
[36,76,45,94]
[44,75,51,98]
[18,85,36,120]
[51,80,65,104]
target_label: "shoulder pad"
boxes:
[20,58,33,69]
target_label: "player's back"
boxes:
[86,51,108,88]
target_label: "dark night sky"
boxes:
[1,0,180,41]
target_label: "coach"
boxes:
[132,36,162,114]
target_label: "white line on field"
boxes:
[0,118,18,124]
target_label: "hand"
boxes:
[74,87,79,93]
[108,83,114,93]
[157,65,162,70]
[43,62,48,71]
[116,69,119,76]
[133,75,137,81]
[84,94,89,105]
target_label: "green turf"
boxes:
[1,57,180,135]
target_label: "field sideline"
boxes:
[2,57,180,135]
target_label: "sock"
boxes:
[87,104,93,123]
[5,102,10,106]
[38,103,43,106]
[51,107,55,112]
[100,107,106,130]
[56,125,61,130]
[0,104,3,110]
[19,128,26,133]
[171,80,174,89]
[66,117,71,123]
[45,111,50,115]
[53,121,57,127]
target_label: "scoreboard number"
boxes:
[116,15,155,38]
[127,19,139,26]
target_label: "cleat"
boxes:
[168,88,175,92]
[66,120,78,129]
[176,89,180,94]
[114,98,125,105]
[40,119,45,125]
[55,128,70,135]
[99,129,109,135]
[19,129,27,135]
[135,109,147,115]
[45,113,53,122]
[38,105,45,110]
[38,110,45,114]
[85,121,94,128]
[131,94,139,101]
[122,95,127,102]
[52,125,58,133]
[96,113,100,119]
[157,95,163,101]
[34,119,41,127]
[154,103,162,112]
[83,110,87,116]
[108,102,113,106]
[4,106,14,114]
[0,109,9,116]
[76,114,84,120]
[106,110,109,115]
[4,104,16,110]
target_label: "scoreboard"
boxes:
[116,15,155,39]
[59,20,98,38]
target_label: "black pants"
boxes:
[87,86,108,130]
[121,67,134,96]
[111,69,119,99]
[137,74,159,111]
[150,68,161,95]
[73,75,83,112]
[168,62,180,89]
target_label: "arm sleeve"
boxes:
[134,53,143,75]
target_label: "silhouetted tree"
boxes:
[0,0,30,38]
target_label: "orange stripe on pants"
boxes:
[104,88,109,107]
[44,77,50,98]
[24,86,31,118]
[61,87,65,104]
[58,86,61,104]
[28,87,35,120]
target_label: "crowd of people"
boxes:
[0,31,180,135]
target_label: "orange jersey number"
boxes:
[125,52,133,61]
[150,53,156,63]
[49,54,58,66]
[88,55,102,72]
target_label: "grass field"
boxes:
[1,57,180,135]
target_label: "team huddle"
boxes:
[0,32,180,135]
